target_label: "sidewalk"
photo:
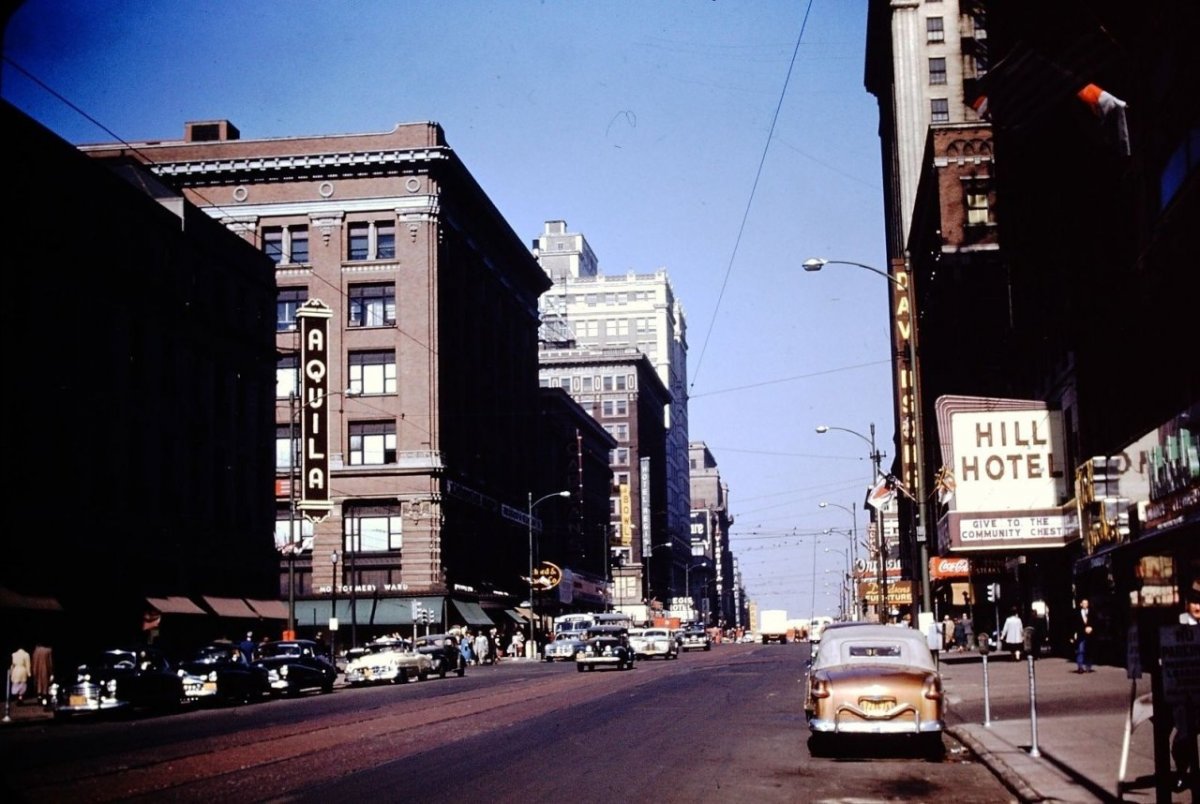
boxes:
[939,651,1191,803]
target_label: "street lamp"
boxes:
[819,503,863,622]
[529,490,570,658]
[804,257,931,617]
[286,387,357,637]
[329,550,340,661]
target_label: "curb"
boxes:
[948,725,1045,803]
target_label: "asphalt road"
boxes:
[1,642,1014,803]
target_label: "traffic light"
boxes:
[986,583,999,602]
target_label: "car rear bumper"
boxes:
[808,714,944,734]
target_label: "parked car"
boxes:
[575,626,634,672]
[804,623,945,759]
[679,628,712,652]
[414,634,467,678]
[344,638,435,685]
[253,640,337,697]
[628,627,678,660]
[178,642,270,704]
[543,634,587,662]
[48,647,184,718]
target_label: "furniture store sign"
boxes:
[935,395,1072,552]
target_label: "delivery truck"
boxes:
[759,609,789,644]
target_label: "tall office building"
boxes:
[533,221,693,607]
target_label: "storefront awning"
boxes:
[502,609,526,624]
[0,586,62,611]
[202,596,259,619]
[146,596,206,615]
[245,598,289,620]
[451,600,494,627]
[297,597,445,627]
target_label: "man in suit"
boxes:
[1074,598,1094,673]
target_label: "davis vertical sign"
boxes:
[297,299,333,523]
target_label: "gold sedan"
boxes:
[804,623,945,759]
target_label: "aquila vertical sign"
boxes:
[297,299,333,523]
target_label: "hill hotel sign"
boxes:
[935,395,1075,552]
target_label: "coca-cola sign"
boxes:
[929,557,970,579]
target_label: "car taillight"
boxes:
[811,678,830,699]
[923,675,943,700]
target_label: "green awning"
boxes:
[297,597,444,627]
[451,599,494,627]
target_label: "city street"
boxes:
[0,642,1012,803]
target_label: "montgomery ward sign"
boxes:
[297,299,333,523]
[935,395,1072,552]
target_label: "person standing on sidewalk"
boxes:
[31,642,53,704]
[1073,598,1094,673]
[1000,607,1025,661]
[9,644,32,703]
[1170,587,1200,793]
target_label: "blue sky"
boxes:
[2,0,893,620]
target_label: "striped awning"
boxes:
[202,596,259,618]
[146,596,206,615]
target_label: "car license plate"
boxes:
[69,695,87,707]
[860,699,895,715]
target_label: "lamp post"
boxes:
[329,550,340,661]
[824,547,851,620]
[286,388,358,638]
[804,257,931,616]
[529,490,570,658]
[818,501,860,620]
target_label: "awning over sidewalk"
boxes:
[296,597,446,627]
[502,609,526,624]
[146,596,206,615]
[202,596,259,618]
[245,599,289,620]
[0,586,62,611]
[451,600,494,627]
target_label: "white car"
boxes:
[344,639,434,685]
[628,627,678,660]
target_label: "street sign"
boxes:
[858,580,913,605]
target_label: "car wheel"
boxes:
[920,734,946,762]
[321,681,334,694]
[417,670,428,681]
[397,668,409,684]
[438,664,447,679]
[807,732,833,758]
[456,663,465,678]
[576,663,585,673]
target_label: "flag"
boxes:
[866,475,896,511]
[934,466,957,506]
[1076,83,1130,155]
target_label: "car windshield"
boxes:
[190,645,238,663]
[259,643,304,658]
[89,651,139,670]
[368,641,410,654]
[848,644,903,658]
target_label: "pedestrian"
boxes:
[1073,598,1094,673]
[953,616,967,651]
[473,631,488,666]
[961,613,975,651]
[9,644,31,703]
[487,629,500,664]
[1169,585,1200,793]
[239,631,256,663]
[1000,606,1025,661]
[31,642,53,703]
[512,631,525,659]
[459,633,475,666]
[941,615,955,650]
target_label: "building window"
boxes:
[344,511,403,552]
[615,471,630,487]
[926,17,944,42]
[276,425,296,470]
[965,181,994,225]
[615,375,629,391]
[348,283,396,328]
[348,220,396,261]
[581,376,593,391]
[614,423,629,441]
[349,421,397,466]
[611,447,630,465]
[929,57,947,85]
[277,354,299,399]
[559,378,571,391]
[348,350,397,395]
[931,98,950,123]
[263,225,310,265]
[277,287,307,331]
[274,513,313,552]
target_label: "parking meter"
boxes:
[977,633,991,655]
[1023,626,1036,657]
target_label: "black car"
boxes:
[178,642,270,704]
[575,626,635,671]
[253,640,338,696]
[414,634,467,678]
[48,647,185,718]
